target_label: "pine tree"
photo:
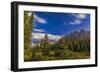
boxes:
[39,33,50,55]
[24,11,33,61]
[44,33,48,43]
[40,34,48,46]
[24,11,33,50]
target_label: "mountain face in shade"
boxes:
[65,29,90,39]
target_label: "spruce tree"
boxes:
[24,11,33,61]
[24,11,33,50]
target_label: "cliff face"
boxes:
[65,29,90,39]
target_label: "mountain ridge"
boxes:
[64,29,90,39]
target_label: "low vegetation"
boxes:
[24,11,90,62]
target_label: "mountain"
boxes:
[65,29,90,39]
[31,29,90,47]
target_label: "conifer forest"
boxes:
[24,11,90,62]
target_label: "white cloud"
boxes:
[33,29,45,33]
[34,14,47,24]
[69,13,86,25]
[72,13,87,19]
[48,34,62,40]
[32,33,62,40]
[32,33,44,40]
[70,19,81,25]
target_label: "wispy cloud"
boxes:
[32,33,62,40]
[69,13,87,25]
[72,13,87,19]
[34,14,47,24]
[33,29,45,33]
[48,34,62,40]
[70,19,81,25]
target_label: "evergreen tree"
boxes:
[40,33,49,48]
[24,11,33,50]
[24,11,33,61]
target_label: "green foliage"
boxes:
[24,12,90,61]
[30,33,90,61]
[24,11,33,50]
[24,49,33,61]
[24,11,33,61]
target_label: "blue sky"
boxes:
[32,11,90,36]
